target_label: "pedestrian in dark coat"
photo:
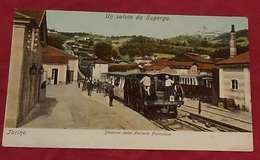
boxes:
[77,79,81,88]
[96,79,101,93]
[108,85,115,106]
[87,81,93,96]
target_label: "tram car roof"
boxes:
[102,71,178,77]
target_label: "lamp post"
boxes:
[29,63,37,75]
[38,65,44,74]
[85,61,95,81]
[29,63,44,75]
[82,60,96,91]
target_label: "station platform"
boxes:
[180,98,253,132]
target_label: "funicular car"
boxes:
[101,72,184,118]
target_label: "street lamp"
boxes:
[86,60,95,81]
[29,63,37,75]
[30,63,44,75]
[81,60,96,91]
[38,65,44,74]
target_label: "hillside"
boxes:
[47,29,249,61]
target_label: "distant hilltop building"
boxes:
[192,26,225,41]
[48,28,59,34]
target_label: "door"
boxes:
[66,70,74,83]
[51,68,58,84]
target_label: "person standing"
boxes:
[87,80,93,96]
[96,79,101,93]
[77,78,81,88]
[164,75,174,101]
[108,85,115,106]
[102,81,108,97]
[140,75,151,96]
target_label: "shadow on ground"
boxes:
[18,97,58,127]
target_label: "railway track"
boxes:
[149,117,215,132]
[180,104,252,132]
[148,104,252,132]
[114,95,252,132]
[150,119,177,131]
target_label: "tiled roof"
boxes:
[153,60,175,66]
[15,9,45,26]
[109,64,138,71]
[210,58,225,63]
[174,53,214,64]
[148,61,215,71]
[196,62,216,70]
[147,59,173,71]
[145,65,167,70]
[43,45,78,64]
[171,61,194,68]
[151,58,165,63]
[95,59,109,64]
[185,53,213,63]
[216,52,249,65]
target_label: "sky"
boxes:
[46,10,248,39]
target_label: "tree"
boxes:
[94,42,113,60]
[47,33,70,50]
[89,39,94,46]
[111,49,120,59]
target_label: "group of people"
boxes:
[77,74,177,107]
[139,74,175,101]
[78,78,115,106]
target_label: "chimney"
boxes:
[230,24,237,58]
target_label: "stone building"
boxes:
[5,10,48,127]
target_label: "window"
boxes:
[114,76,120,87]
[51,69,55,79]
[231,79,238,90]
[206,80,212,88]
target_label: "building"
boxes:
[214,25,251,112]
[43,45,79,85]
[93,59,109,80]
[5,9,48,127]
[134,56,153,66]
[216,52,251,112]
[193,26,225,41]
[173,53,215,75]
[108,63,139,73]
[145,60,177,74]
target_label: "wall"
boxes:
[189,65,198,74]
[5,25,43,127]
[219,66,251,112]
[5,26,25,128]
[68,59,79,81]
[43,64,67,85]
[175,69,188,75]
[93,63,108,81]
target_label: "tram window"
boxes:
[231,79,238,90]
[207,80,212,88]
[179,78,183,84]
[115,77,120,86]
[192,78,196,85]
[120,77,125,88]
